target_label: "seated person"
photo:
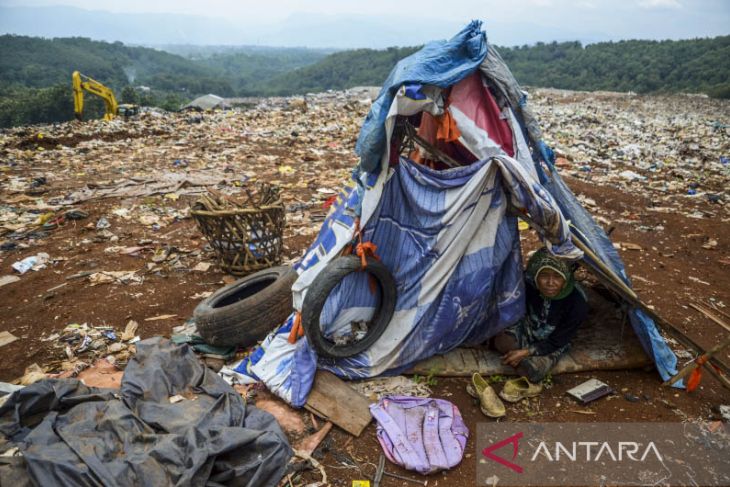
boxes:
[493,247,589,384]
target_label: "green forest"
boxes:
[1,34,728,128]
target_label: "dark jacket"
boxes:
[524,281,589,356]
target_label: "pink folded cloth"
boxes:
[369,395,469,474]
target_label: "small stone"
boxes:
[624,393,640,403]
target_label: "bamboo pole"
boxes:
[663,334,730,388]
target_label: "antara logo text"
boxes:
[482,432,663,473]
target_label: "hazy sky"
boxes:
[1,0,728,47]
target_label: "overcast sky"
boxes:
[1,0,728,47]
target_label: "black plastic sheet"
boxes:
[0,338,291,486]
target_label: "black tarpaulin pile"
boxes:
[0,337,291,486]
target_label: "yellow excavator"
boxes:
[72,71,138,121]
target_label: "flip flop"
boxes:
[499,376,543,403]
[466,372,506,418]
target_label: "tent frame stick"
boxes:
[513,208,730,383]
[581,254,730,390]
[663,335,730,388]
[572,238,730,382]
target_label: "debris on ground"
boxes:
[351,376,433,402]
[0,77,727,487]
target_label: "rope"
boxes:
[686,354,722,392]
[287,312,304,345]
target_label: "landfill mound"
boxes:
[0,88,728,485]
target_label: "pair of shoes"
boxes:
[466,373,506,418]
[499,376,543,403]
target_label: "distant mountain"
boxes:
[0,6,247,46]
[0,5,611,48]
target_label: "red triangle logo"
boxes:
[482,432,524,474]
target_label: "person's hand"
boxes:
[501,349,530,368]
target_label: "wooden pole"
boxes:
[663,334,730,388]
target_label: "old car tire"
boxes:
[302,255,396,359]
[194,266,297,347]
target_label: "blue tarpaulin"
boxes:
[355,20,488,173]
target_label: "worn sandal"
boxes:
[499,376,543,403]
[466,373,506,418]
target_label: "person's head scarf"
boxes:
[526,247,575,300]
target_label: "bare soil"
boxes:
[0,94,728,486]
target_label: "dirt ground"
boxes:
[0,90,728,486]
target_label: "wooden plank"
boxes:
[0,331,19,348]
[304,370,371,437]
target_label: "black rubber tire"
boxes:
[302,255,396,359]
[194,266,297,347]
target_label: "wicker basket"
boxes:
[191,185,285,276]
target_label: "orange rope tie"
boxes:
[687,354,708,392]
[353,218,381,293]
[287,311,304,344]
[356,241,379,268]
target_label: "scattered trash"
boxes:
[18,363,46,385]
[0,331,19,348]
[566,379,613,404]
[121,320,139,341]
[95,216,111,229]
[351,376,432,401]
[624,392,641,402]
[192,262,212,272]
[616,242,643,251]
[619,170,646,181]
[11,252,50,274]
[145,314,177,321]
[688,276,711,286]
[0,275,21,288]
[702,239,718,250]
[88,270,142,286]
[718,405,730,422]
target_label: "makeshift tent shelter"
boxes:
[235,21,681,407]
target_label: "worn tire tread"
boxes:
[194,266,296,347]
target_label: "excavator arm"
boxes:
[72,71,119,121]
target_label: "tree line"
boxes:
[0,34,727,128]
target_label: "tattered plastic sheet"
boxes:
[0,338,291,487]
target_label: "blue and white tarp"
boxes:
[232,21,680,405]
[236,152,579,406]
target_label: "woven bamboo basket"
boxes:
[191,185,285,276]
